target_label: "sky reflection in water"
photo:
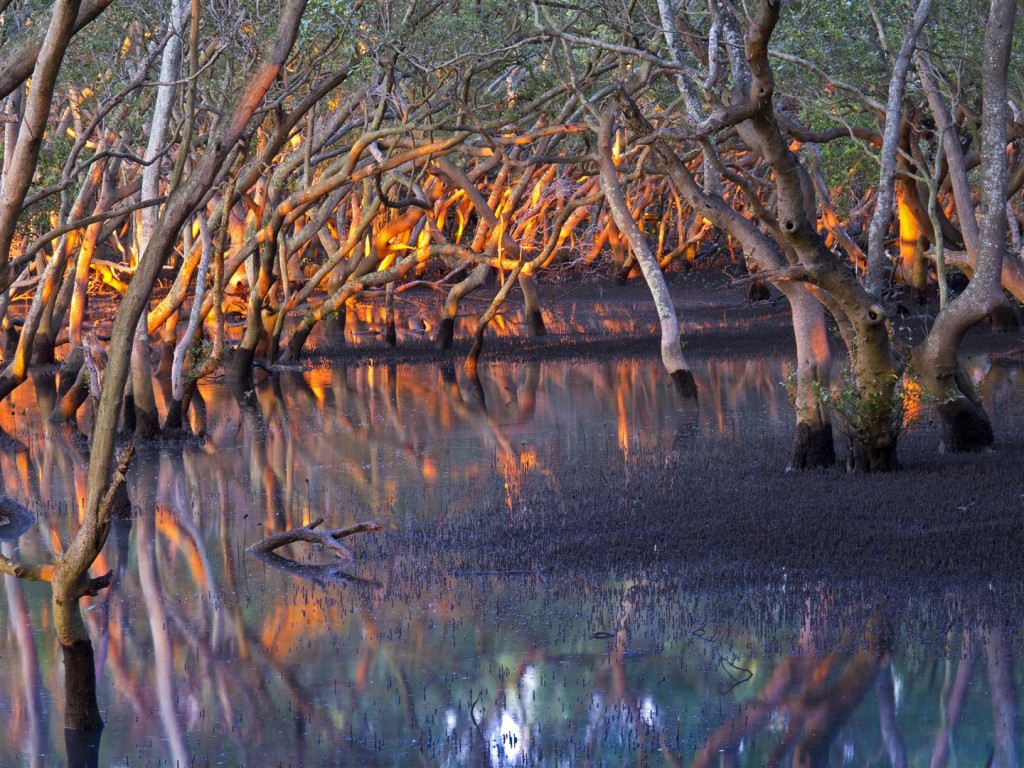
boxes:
[0,353,1021,766]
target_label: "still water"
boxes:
[0,353,1021,766]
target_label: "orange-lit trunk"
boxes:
[896,184,927,296]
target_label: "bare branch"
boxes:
[247,519,381,568]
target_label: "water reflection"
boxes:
[0,355,1021,765]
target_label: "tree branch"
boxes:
[247,518,381,567]
[0,553,55,582]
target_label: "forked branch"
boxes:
[247,518,381,567]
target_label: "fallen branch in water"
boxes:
[246,518,381,567]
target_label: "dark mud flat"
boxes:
[350,280,1024,586]
[386,415,1024,581]
[379,403,1024,657]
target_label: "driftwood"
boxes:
[246,518,380,568]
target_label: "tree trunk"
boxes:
[32,272,63,364]
[842,316,904,473]
[50,246,78,347]
[596,110,695,398]
[909,0,1015,452]
[138,0,188,253]
[281,325,313,364]
[229,345,256,396]
[912,349,995,452]
[52,363,89,425]
[163,397,186,433]
[170,216,212,403]
[65,724,102,768]
[57,344,84,398]
[236,259,269,374]
[785,287,835,469]
[846,433,899,472]
[436,263,489,350]
[864,0,934,297]
[130,316,159,439]
[518,270,546,336]
[937,394,994,453]
[323,304,346,342]
[384,281,397,347]
[790,421,836,469]
[155,312,178,379]
[61,638,103,731]
[466,264,522,377]
[0,0,85,284]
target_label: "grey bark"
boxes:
[865,0,934,298]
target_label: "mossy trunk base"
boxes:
[163,398,186,433]
[32,332,55,365]
[670,369,697,399]
[133,407,160,441]
[526,310,546,337]
[846,437,898,472]
[229,346,256,392]
[939,399,994,453]
[57,346,84,398]
[435,317,455,350]
[789,422,836,470]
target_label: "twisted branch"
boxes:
[247,518,381,567]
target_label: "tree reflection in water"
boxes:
[0,356,1021,765]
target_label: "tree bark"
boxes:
[0,0,85,287]
[52,363,90,425]
[596,110,695,398]
[518,270,546,336]
[170,216,212,409]
[864,0,934,298]
[436,263,489,350]
[0,0,114,101]
[910,0,1015,452]
[785,287,835,469]
[61,638,103,731]
[130,316,160,439]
